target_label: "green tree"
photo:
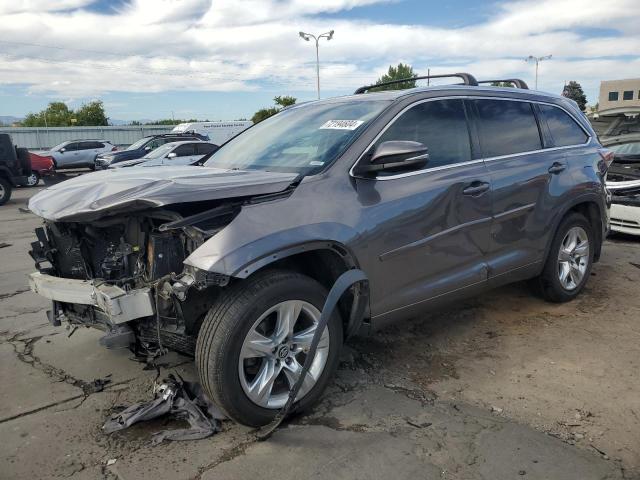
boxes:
[251,95,297,123]
[371,63,417,92]
[75,100,108,126]
[22,102,73,127]
[490,81,514,87]
[562,81,588,112]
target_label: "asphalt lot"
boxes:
[1,183,639,480]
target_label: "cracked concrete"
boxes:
[1,186,639,479]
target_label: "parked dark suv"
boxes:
[94,132,208,169]
[0,133,31,205]
[27,73,610,426]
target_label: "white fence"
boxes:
[0,125,175,149]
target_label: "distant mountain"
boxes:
[0,115,23,125]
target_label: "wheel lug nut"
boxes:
[285,358,292,365]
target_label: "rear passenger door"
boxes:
[471,98,574,280]
[354,98,493,319]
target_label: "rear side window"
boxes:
[474,100,542,157]
[538,105,588,147]
[375,99,471,169]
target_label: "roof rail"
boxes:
[354,72,478,94]
[477,79,529,89]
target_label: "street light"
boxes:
[299,30,334,99]
[525,54,552,90]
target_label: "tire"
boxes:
[535,212,595,302]
[23,172,40,187]
[196,270,343,427]
[0,177,12,206]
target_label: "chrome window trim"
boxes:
[348,95,593,181]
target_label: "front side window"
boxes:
[127,137,152,151]
[146,138,168,150]
[623,91,634,100]
[373,99,471,169]
[143,143,174,159]
[609,91,619,101]
[474,100,542,157]
[197,143,218,155]
[174,144,196,157]
[204,100,392,174]
[63,142,78,151]
[538,104,588,147]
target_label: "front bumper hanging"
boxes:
[28,272,155,324]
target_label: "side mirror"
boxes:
[354,140,429,176]
[59,148,66,153]
[144,146,152,151]
[167,152,177,159]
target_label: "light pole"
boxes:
[525,54,552,89]
[299,30,334,99]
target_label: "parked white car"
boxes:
[171,121,252,145]
[33,139,117,169]
[109,141,218,168]
[604,136,640,236]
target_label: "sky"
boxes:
[0,0,639,121]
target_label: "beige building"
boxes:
[598,78,640,115]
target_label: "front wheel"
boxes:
[534,212,594,302]
[196,270,343,427]
[24,172,40,187]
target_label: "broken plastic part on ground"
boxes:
[102,374,224,444]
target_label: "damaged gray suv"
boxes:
[27,73,610,426]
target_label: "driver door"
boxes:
[352,98,493,320]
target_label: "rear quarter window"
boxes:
[474,99,542,157]
[538,104,588,147]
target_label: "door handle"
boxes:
[463,181,490,196]
[548,162,566,174]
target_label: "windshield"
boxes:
[204,100,391,174]
[143,143,174,159]
[127,137,152,151]
[609,142,640,156]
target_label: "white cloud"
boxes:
[0,0,638,103]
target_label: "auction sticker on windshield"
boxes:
[319,120,364,130]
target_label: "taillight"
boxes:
[598,148,615,169]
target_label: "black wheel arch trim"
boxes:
[231,240,369,339]
[543,193,606,265]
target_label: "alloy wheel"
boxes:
[238,300,329,409]
[557,226,589,290]
[26,173,38,186]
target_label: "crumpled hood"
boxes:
[29,166,298,222]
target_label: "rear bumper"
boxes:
[610,203,640,236]
[28,272,155,324]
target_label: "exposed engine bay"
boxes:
[28,204,241,355]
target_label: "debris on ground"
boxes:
[102,374,223,444]
[82,375,112,395]
[0,242,11,248]
[491,406,504,414]
[106,459,117,466]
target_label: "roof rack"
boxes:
[477,79,529,89]
[354,72,478,94]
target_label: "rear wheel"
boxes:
[535,212,594,302]
[196,270,342,426]
[0,177,12,206]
